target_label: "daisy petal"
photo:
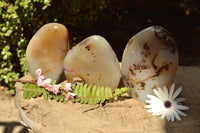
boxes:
[153,89,162,99]
[176,105,189,110]
[147,108,156,113]
[172,87,182,100]
[167,115,170,121]
[145,100,153,104]
[176,109,187,116]
[147,95,160,102]
[158,87,165,98]
[171,113,175,122]
[169,83,175,99]
[163,86,169,98]
[145,105,153,109]
[174,98,186,103]
[173,110,181,121]
[161,113,167,119]
[152,110,161,115]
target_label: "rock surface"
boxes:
[121,26,178,102]
[15,66,200,133]
[0,88,29,133]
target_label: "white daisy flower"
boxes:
[145,83,189,122]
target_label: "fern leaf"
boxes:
[71,84,130,105]
[100,86,105,103]
[22,83,30,99]
[74,83,81,102]
[21,82,130,105]
[108,87,113,99]
[43,92,48,101]
[95,86,101,105]
[90,85,96,104]
[86,84,92,103]
[82,84,87,104]
[114,87,130,97]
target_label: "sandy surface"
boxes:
[15,66,200,133]
[0,87,28,133]
[0,66,200,133]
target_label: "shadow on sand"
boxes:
[0,121,28,133]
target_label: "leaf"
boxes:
[23,83,30,99]
[95,86,101,105]
[74,83,81,102]
[82,84,88,104]
[21,82,130,105]
[71,83,130,105]
[80,84,87,104]
[90,85,97,105]
[100,86,105,103]
[58,95,65,102]
[43,92,48,101]
[51,80,57,85]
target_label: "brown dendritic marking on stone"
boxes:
[91,52,95,57]
[98,73,103,81]
[161,61,168,66]
[157,64,169,75]
[152,85,156,90]
[152,53,158,70]
[143,43,150,51]
[170,47,176,54]
[128,38,134,45]
[141,87,145,90]
[141,42,151,58]
[129,66,136,76]
[85,45,91,51]
[133,64,149,71]
[153,26,177,52]
[126,81,130,86]
[152,63,171,78]
[130,82,134,88]
[142,59,146,63]
[140,82,145,90]
[135,92,139,98]
[140,82,145,87]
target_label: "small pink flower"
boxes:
[51,84,62,95]
[42,78,52,88]
[36,68,42,76]
[45,85,53,92]
[36,68,45,86]
[65,92,76,101]
[37,75,45,86]
[64,83,72,92]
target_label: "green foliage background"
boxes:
[0,0,106,93]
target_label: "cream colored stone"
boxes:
[63,35,120,90]
[121,26,179,102]
[26,23,69,82]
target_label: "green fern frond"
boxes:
[22,83,44,99]
[21,83,130,105]
[71,83,130,105]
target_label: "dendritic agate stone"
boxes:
[121,26,178,102]
[63,35,120,91]
[26,23,69,82]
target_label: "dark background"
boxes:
[1,0,200,89]
[61,0,200,66]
